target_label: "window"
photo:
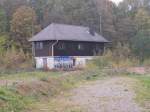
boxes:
[78,44,84,50]
[58,43,65,50]
[36,42,43,50]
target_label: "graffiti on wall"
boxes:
[54,56,74,69]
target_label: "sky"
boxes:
[110,0,123,5]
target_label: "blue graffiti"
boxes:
[54,56,74,69]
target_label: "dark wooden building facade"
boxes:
[34,41,105,57]
[29,23,109,69]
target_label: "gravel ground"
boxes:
[27,76,143,112]
[70,77,142,112]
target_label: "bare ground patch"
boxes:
[70,77,142,112]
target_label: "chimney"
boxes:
[89,27,95,36]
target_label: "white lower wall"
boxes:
[47,58,54,69]
[35,57,54,69]
[35,57,43,69]
[34,56,94,70]
[75,56,93,68]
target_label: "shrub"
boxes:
[0,47,32,70]
[91,43,139,68]
[0,34,8,53]
[143,59,150,66]
[40,77,49,82]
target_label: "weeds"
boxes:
[129,74,150,111]
[0,47,32,71]
[0,68,118,112]
[0,87,30,112]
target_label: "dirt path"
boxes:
[67,77,142,112]
[29,77,143,112]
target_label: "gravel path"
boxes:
[70,77,142,112]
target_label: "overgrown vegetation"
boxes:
[0,47,32,71]
[0,67,123,112]
[0,71,62,80]
[0,58,149,112]
[92,43,141,69]
[129,74,150,111]
[0,87,31,112]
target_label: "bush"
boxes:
[91,43,139,68]
[92,50,113,68]
[143,59,150,66]
[0,47,32,70]
[0,34,8,53]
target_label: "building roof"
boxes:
[29,23,109,43]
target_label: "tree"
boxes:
[29,0,49,27]
[0,34,9,53]
[135,8,150,31]
[2,0,28,31]
[99,1,117,41]
[40,0,99,30]
[0,6,7,33]
[0,6,9,54]
[131,8,150,62]
[132,31,150,62]
[10,6,38,51]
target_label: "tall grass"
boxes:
[0,47,32,71]
[129,75,150,110]
[0,87,31,112]
[91,43,141,69]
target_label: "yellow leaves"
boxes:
[11,6,36,31]
[10,6,38,49]
[135,8,150,30]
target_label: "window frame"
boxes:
[78,44,84,50]
[57,43,66,50]
[35,42,43,50]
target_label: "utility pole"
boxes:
[31,0,34,37]
[29,0,36,67]
[92,0,103,35]
[99,13,102,35]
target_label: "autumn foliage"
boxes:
[0,0,149,70]
[10,6,40,51]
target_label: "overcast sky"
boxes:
[110,0,123,5]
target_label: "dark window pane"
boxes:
[78,44,84,50]
[58,43,65,50]
[36,42,43,50]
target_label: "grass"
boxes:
[0,71,66,112]
[1,67,149,112]
[27,68,122,112]
[0,71,62,81]
[129,74,150,110]
[0,87,34,112]
[0,68,109,112]
[31,98,84,112]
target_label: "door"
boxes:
[43,58,47,70]
[73,58,76,66]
